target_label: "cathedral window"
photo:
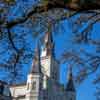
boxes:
[32,81,36,90]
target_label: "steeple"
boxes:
[44,23,55,56]
[30,42,41,74]
[26,42,43,100]
[66,65,75,92]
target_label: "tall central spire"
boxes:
[30,42,41,74]
[44,22,54,56]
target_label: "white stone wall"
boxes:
[41,56,51,77]
[10,84,26,100]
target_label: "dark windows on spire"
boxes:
[32,81,36,90]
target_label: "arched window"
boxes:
[32,81,36,90]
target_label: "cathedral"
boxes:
[10,31,76,100]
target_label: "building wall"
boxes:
[10,84,26,100]
[10,73,75,100]
[25,74,43,100]
[46,79,67,100]
[10,78,74,100]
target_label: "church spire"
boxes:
[44,23,55,56]
[30,42,41,74]
[66,64,75,92]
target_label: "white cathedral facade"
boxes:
[10,31,76,100]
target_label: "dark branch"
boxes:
[6,1,100,29]
[7,27,19,52]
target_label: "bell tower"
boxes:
[66,65,76,100]
[26,43,43,100]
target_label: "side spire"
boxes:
[66,64,75,92]
[30,42,41,74]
